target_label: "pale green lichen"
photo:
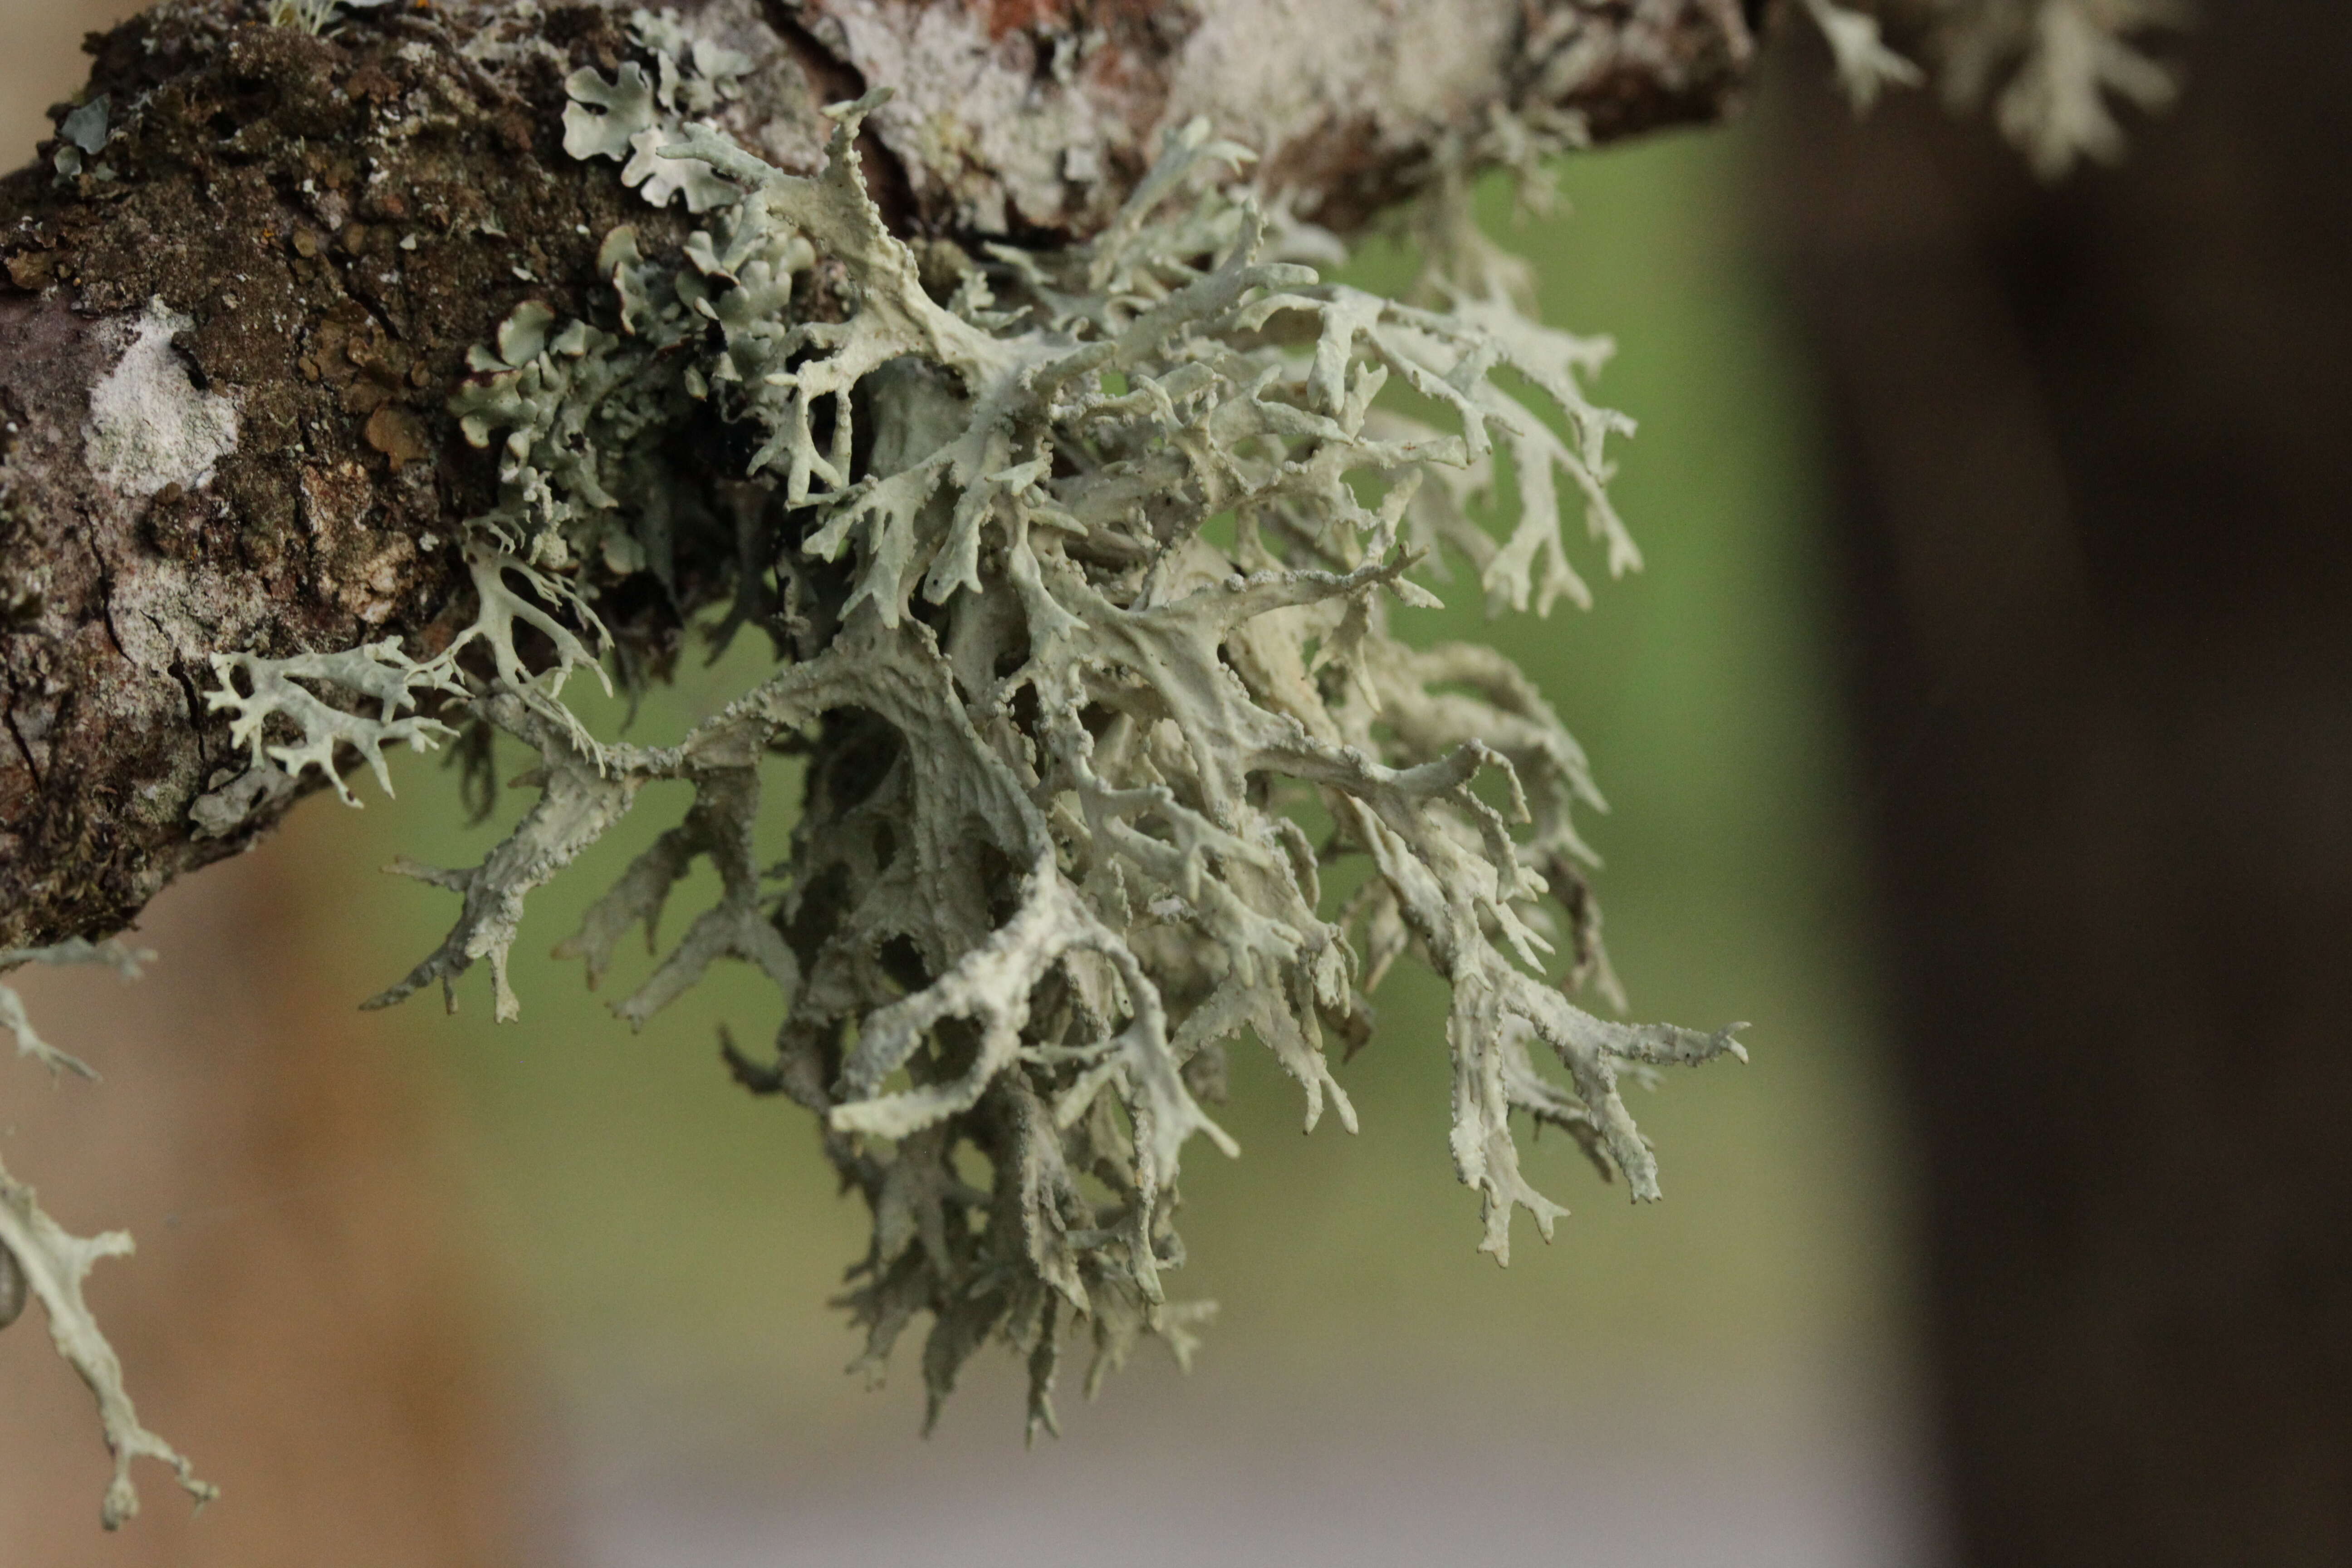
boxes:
[1937,0,2182,178]
[1825,0,2181,177]
[0,940,216,1529]
[2,936,147,1080]
[206,642,456,806]
[1803,0,1928,111]
[269,68,1746,1441]
[194,539,612,823]
[171,9,1754,1447]
[52,93,112,181]
[561,9,752,213]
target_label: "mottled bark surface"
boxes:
[0,0,1756,953]
[0,5,680,952]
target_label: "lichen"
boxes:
[0,939,216,1529]
[8,0,2177,1514]
[229,54,1748,1442]
[83,298,240,500]
[1941,0,2182,178]
[194,536,615,817]
[204,642,456,806]
[2,936,146,1080]
[1802,0,1927,111]
[562,9,754,214]
[53,93,112,181]
[1836,0,2182,178]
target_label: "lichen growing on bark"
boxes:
[187,11,1745,1438]
[0,0,2187,1522]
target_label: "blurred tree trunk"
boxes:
[1766,3,2352,1563]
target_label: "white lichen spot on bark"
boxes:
[823,0,1116,231]
[82,298,240,500]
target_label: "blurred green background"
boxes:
[280,124,1915,1454]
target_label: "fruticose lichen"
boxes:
[1814,0,2182,177]
[1936,0,2182,178]
[186,8,1749,1440]
[0,939,217,1528]
[2,0,2194,1525]
[1802,0,1927,111]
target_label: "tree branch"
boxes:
[0,0,1755,951]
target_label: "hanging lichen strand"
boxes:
[1,939,216,1527]
[202,42,1744,1433]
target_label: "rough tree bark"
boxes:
[0,0,1758,954]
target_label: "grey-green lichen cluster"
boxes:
[0,0,2195,1526]
[181,14,1752,1442]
